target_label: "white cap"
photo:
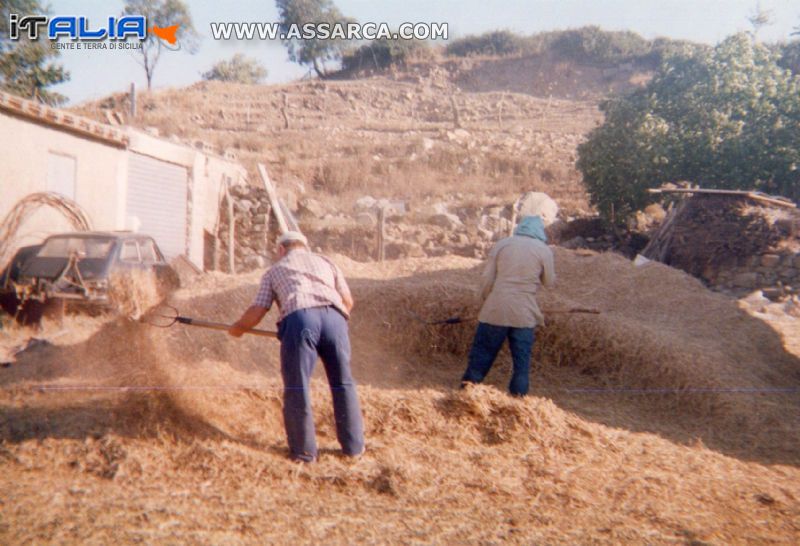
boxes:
[277,231,308,246]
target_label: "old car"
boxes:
[1,231,179,323]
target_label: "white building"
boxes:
[0,90,246,269]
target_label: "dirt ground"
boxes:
[1,252,798,545]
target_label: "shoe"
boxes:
[289,451,316,463]
[344,446,365,459]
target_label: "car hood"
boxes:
[20,257,110,281]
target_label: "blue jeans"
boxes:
[462,322,535,396]
[278,306,365,461]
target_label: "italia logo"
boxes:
[8,14,179,46]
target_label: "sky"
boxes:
[44,0,800,104]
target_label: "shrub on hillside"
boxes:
[778,40,800,75]
[549,26,650,65]
[445,30,524,57]
[341,38,430,71]
[577,34,800,222]
[202,54,267,84]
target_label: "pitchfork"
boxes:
[141,304,278,338]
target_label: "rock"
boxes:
[485,206,504,218]
[732,272,760,288]
[299,198,325,218]
[282,190,299,213]
[385,242,426,259]
[235,199,254,212]
[429,213,463,230]
[761,286,785,301]
[376,199,407,217]
[497,218,511,236]
[432,202,449,215]
[421,137,435,151]
[409,230,428,245]
[477,227,494,241]
[761,254,781,268]
[244,255,266,270]
[561,236,587,250]
[785,296,800,317]
[516,192,559,226]
[355,196,377,211]
[446,129,471,143]
[545,219,567,244]
[355,212,376,228]
[407,243,427,258]
[644,203,667,222]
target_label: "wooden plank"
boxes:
[648,187,796,208]
[257,163,290,235]
[226,186,235,274]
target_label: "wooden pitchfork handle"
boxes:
[545,308,600,314]
[175,316,278,338]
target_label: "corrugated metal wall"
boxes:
[126,153,188,259]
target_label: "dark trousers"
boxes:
[462,322,535,396]
[278,306,365,461]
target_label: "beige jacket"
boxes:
[477,235,556,328]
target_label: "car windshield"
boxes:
[37,237,113,259]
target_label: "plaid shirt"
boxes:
[253,248,351,320]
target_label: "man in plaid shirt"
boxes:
[229,231,365,462]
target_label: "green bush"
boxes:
[778,40,800,75]
[549,26,650,65]
[443,26,702,70]
[577,34,800,222]
[202,54,267,84]
[341,38,429,71]
[445,30,524,57]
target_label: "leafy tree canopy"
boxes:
[202,53,267,84]
[275,0,354,77]
[0,0,69,105]
[123,0,199,89]
[577,33,800,222]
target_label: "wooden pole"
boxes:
[450,95,462,129]
[257,163,289,235]
[509,195,522,237]
[226,187,235,274]
[282,93,290,130]
[212,232,220,271]
[377,207,386,262]
[130,82,136,119]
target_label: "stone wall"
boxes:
[216,184,272,273]
[710,251,800,299]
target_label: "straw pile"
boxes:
[108,270,165,320]
[351,249,800,428]
[2,248,799,543]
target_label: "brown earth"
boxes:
[74,56,617,218]
[5,56,797,545]
[1,250,799,544]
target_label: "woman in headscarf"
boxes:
[461,215,555,396]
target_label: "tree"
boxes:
[0,0,69,105]
[275,0,353,77]
[122,0,199,90]
[341,37,429,72]
[202,54,267,83]
[577,34,800,222]
[746,2,773,40]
